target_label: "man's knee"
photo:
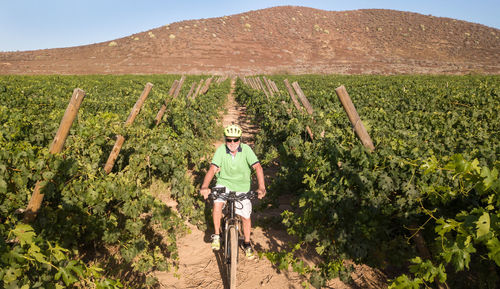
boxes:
[213,203,223,214]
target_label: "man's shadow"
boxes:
[213,246,230,289]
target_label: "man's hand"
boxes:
[200,188,210,200]
[257,188,266,199]
[252,162,266,200]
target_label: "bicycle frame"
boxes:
[210,188,256,289]
[222,191,241,264]
[212,189,240,263]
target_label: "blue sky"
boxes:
[1,0,499,52]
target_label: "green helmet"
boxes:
[224,124,242,137]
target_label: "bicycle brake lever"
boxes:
[248,191,257,200]
[210,187,226,200]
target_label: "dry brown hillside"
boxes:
[1,6,499,75]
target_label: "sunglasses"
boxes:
[225,138,240,143]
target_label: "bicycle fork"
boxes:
[224,200,239,265]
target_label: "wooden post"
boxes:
[155,80,180,125]
[335,85,375,151]
[154,105,167,126]
[193,79,204,98]
[256,77,270,99]
[249,78,255,89]
[248,78,256,89]
[105,83,153,173]
[252,78,259,90]
[254,77,260,88]
[168,80,179,96]
[408,225,432,260]
[186,82,196,99]
[24,88,86,222]
[267,79,275,94]
[270,80,281,95]
[217,75,228,83]
[268,78,276,96]
[103,135,126,173]
[287,80,317,140]
[284,79,302,111]
[173,75,185,98]
[200,77,213,95]
[247,78,254,89]
[284,80,314,140]
[408,225,447,289]
[292,82,314,115]
[125,82,153,125]
[262,76,274,97]
[49,88,86,153]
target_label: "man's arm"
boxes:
[200,164,219,199]
[252,162,266,199]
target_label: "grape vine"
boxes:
[236,74,499,288]
[0,75,229,287]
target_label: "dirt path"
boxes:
[154,78,387,289]
[154,77,308,289]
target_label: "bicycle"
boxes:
[209,187,257,289]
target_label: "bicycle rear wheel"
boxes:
[228,226,238,289]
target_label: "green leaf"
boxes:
[315,245,325,255]
[42,171,55,180]
[486,238,500,266]
[410,256,422,264]
[421,155,438,175]
[309,271,326,289]
[442,241,476,271]
[481,167,498,191]
[28,243,48,264]
[435,218,457,237]
[445,154,480,175]
[0,178,7,193]
[48,242,70,262]
[57,266,77,286]
[67,260,85,278]
[2,246,25,263]
[12,223,36,247]
[304,230,319,243]
[378,173,395,191]
[436,264,447,283]
[476,212,490,238]
[294,261,306,274]
[2,267,23,284]
[389,274,423,289]
[408,257,447,284]
[299,197,307,208]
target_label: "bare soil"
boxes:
[154,78,388,289]
[1,6,499,75]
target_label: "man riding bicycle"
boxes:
[200,124,266,259]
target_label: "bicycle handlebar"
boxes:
[209,187,257,201]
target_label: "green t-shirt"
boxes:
[211,143,259,192]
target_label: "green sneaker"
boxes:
[211,234,220,251]
[243,243,255,259]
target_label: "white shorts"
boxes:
[213,185,252,219]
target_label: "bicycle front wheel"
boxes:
[228,226,238,289]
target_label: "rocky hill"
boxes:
[1,6,499,75]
